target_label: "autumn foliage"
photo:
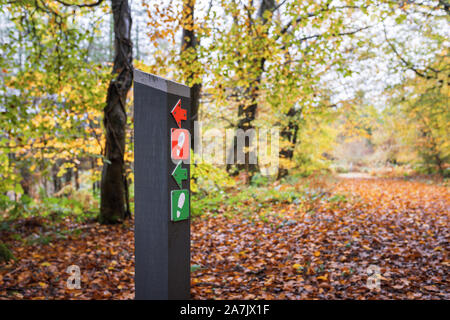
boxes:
[0,0,449,301]
[1,176,449,299]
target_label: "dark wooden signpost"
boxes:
[134,69,191,300]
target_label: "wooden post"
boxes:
[134,69,191,300]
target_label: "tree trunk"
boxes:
[100,0,133,224]
[52,160,62,194]
[19,163,32,196]
[74,164,80,190]
[277,106,300,179]
[91,158,96,196]
[181,0,202,151]
[228,0,275,178]
[64,167,72,187]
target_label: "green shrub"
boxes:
[250,173,269,187]
[0,190,98,223]
[0,242,14,263]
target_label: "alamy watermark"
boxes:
[366,265,381,292]
[173,121,280,176]
[66,265,81,289]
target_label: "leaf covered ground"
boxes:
[0,177,448,299]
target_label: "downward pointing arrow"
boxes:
[171,161,187,188]
[171,99,187,128]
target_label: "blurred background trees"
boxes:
[0,0,448,223]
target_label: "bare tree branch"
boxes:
[280,5,364,35]
[54,0,104,8]
[382,23,435,79]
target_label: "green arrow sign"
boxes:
[171,161,187,188]
[171,189,189,221]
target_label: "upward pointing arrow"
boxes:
[171,161,187,188]
[171,99,187,128]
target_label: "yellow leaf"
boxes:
[314,251,321,257]
[317,274,328,281]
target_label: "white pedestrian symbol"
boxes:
[177,192,186,218]
[176,131,185,157]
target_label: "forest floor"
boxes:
[0,175,448,299]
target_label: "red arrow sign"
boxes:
[171,99,187,128]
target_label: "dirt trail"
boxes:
[337,172,374,179]
[191,177,449,299]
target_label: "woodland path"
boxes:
[0,177,448,299]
